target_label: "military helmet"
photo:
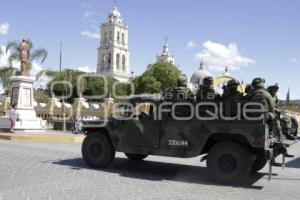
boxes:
[177,74,188,87]
[203,76,213,86]
[244,84,253,94]
[251,77,265,88]
[227,79,239,90]
[267,84,279,92]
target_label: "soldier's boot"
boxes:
[270,158,282,167]
[279,143,294,158]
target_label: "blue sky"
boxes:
[0,0,300,99]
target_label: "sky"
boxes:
[0,0,300,99]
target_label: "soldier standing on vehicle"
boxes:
[222,80,243,116]
[250,78,282,138]
[196,76,218,101]
[222,80,243,100]
[172,74,194,100]
[243,84,254,100]
[267,84,296,140]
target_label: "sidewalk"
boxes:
[0,130,85,142]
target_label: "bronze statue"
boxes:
[18,39,30,76]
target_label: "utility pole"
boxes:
[59,42,62,72]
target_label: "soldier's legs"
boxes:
[273,119,287,143]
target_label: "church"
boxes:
[96,6,131,82]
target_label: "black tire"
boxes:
[207,141,251,184]
[82,133,115,168]
[251,150,267,172]
[291,117,298,137]
[125,153,148,161]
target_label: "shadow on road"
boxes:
[286,156,300,168]
[52,156,264,189]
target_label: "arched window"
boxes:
[117,31,120,43]
[122,55,126,71]
[109,31,113,41]
[116,54,120,70]
[104,32,108,42]
[102,55,105,66]
[122,33,125,45]
[107,52,112,65]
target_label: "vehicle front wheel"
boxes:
[82,133,115,168]
[251,150,267,172]
[125,153,148,161]
[207,141,251,184]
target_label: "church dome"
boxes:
[190,61,211,87]
[108,6,123,24]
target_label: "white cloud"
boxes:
[0,45,19,68]
[186,41,197,49]
[0,22,10,35]
[289,58,298,64]
[83,11,99,24]
[76,65,95,73]
[194,40,254,71]
[81,30,100,39]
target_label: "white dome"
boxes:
[111,6,121,17]
[108,6,123,24]
[190,70,211,85]
[190,62,211,87]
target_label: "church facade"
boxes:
[96,6,131,82]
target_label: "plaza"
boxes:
[0,139,300,200]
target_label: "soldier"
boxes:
[172,74,194,101]
[250,78,293,164]
[222,80,243,100]
[267,84,296,140]
[243,84,254,100]
[222,80,243,116]
[250,78,279,137]
[196,76,217,101]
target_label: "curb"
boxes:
[0,133,85,142]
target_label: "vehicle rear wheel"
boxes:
[125,153,148,161]
[207,141,251,184]
[291,117,298,137]
[82,133,115,168]
[251,150,267,172]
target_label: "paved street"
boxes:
[0,139,300,200]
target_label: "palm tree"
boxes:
[6,39,48,71]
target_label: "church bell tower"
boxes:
[96,5,131,82]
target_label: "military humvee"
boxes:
[81,96,292,184]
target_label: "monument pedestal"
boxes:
[0,76,46,132]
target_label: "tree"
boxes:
[6,39,48,71]
[48,69,85,102]
[134,62,181,94]
[0,67,16,91]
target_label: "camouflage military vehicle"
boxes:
[81,96,292,184]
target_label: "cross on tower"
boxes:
[165,37,168,44]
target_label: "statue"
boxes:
[18,39,30,76]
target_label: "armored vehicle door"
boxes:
[126,104,160,148]
[160,103,196,152]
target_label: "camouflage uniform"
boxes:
[196,77,217,101]
[250,78,284,141]
[222,80,243,116]
[267,85,294,139]
[243,84,254,100]
[171,74,194,101]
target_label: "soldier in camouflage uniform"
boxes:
[172,74,194,100]
[196,76,217,101]
[250,78,282,138]
[267,84,296,140]
[250,78,293,164]
[222,80,243,116]
[243,84,254,100]
[222,80,243,101]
